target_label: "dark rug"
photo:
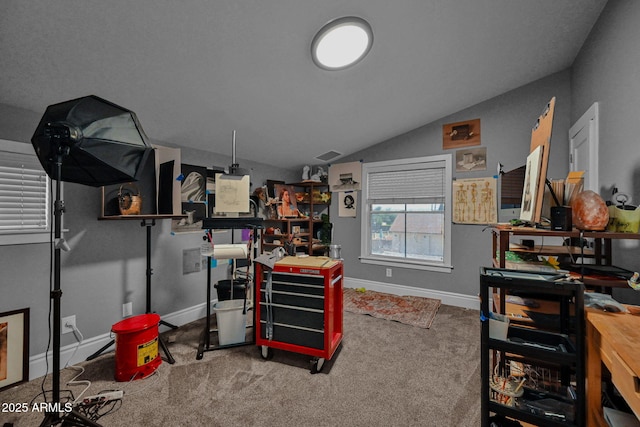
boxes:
[343,288,441,328]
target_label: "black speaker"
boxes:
[551,206,572,231]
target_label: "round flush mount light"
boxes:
[311,16,373,71]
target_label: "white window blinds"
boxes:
[366,162,445,204]
[0,150,49,234]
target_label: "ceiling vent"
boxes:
[316,150,342,162]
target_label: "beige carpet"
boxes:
[343,288,441,329]
[0,305,480,427]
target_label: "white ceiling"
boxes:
[1,1,607,170]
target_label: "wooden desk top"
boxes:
[587,308,640,376]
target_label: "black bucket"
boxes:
[215,279,247,301]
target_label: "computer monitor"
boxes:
[498,165,526,222]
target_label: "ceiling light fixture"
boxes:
[311,16,373,71]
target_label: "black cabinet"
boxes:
[480,267,585,426]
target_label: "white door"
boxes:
[569,102,599,193]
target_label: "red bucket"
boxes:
[111,313,162,382]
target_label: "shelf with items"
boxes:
[261,181,332,255]
[480,267,585,427]
[491,226,640,291]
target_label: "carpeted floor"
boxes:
[342,288,441,329]
[0,304,480,427]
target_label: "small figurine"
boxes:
[310,166,326,182]
[302,165,311,180]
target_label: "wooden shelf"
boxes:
[261,181,331,254]
[491,226,640,291]
[99,214,186,221]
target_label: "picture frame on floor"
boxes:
[0,307,29,392]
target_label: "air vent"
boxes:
[316,150,342,162]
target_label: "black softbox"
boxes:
[31,95,153,187]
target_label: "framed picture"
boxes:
[0,308,29,392]
[328,161,362,192]
[455,147,487,172]
[520,145,544,223]
[443,118,481,150]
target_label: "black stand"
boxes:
[41,150,101,427]
[86,219,175,364]
[196,218,262,360]
[141,219,176,363]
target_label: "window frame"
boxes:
[0,139,55,246]
[360,154,453,273]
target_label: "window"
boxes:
[360,154,452,272]
[0,139,52,245]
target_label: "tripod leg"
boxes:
[159,337,175,364]
[159,319,178,330]
[85,340,114,361]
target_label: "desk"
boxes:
[587,309,640,426]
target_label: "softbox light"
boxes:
[31,95,153,187]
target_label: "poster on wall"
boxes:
[338,191,357,217]
[455,147,487,172]
[328,161,362,192]
[453,177,497,224]
[443,118,481,150]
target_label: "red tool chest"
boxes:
[254,256,343,373]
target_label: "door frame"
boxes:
[569,102,599,192]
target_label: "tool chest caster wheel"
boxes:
[260,345,273,360]
[311,357,325,374]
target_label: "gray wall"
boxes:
[0,102,297,357]
[571,0,640,303]
[3,0,640,360]
[333,71,571,298]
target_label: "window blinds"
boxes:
[0,151,49,233]
[366,163,445,204]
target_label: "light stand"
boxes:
[41,132,101,427]
[32,95,154,427]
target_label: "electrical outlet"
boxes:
[62,315,76,334]
[122,302,133,318]
[386,268,392,277]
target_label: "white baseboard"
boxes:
[28,301,212,381]
[344,276,479,310]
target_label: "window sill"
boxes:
[359,256,453,273]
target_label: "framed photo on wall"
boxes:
[443,118,481,150]
[0,308,29,392]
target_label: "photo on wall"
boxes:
[339,191,357,217]
[455,147,487,172]
[328,161,362,192]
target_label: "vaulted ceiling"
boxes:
[1,1,607,170]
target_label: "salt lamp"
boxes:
[570,190,609,230]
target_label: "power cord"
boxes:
[63,323,91,405]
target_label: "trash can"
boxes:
[214,279,247,301]
[213,300,246,346]
[111,313,162,381]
